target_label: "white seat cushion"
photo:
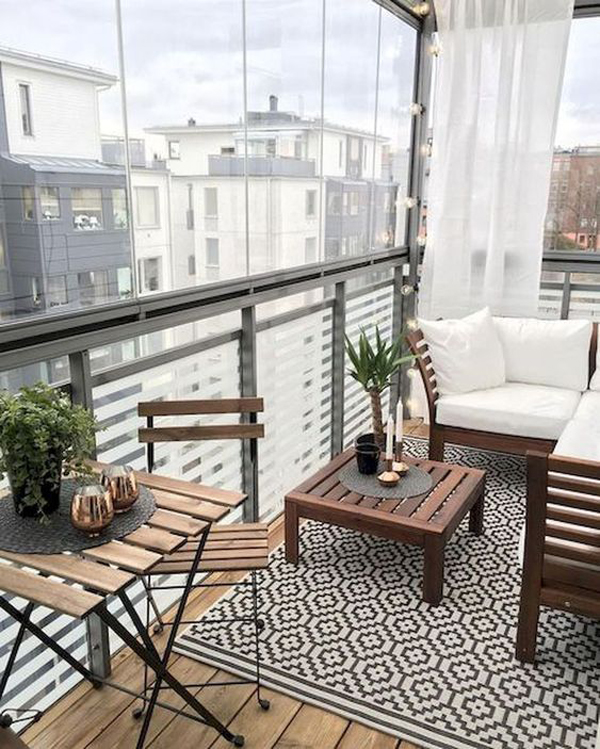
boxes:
[436,383,581,440]
[573,390,600,423]
[493,317,591,392]
[590,339,600,391]
[553,418,600,462]
[419,307,505,395]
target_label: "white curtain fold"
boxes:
[419,0,574,320]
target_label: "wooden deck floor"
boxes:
[21,422,427,749]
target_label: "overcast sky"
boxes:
[0,1,597,148]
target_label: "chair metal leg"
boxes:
[0,602,34,701]
[251,571,269,711]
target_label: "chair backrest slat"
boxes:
[138,397,264,417]
[139,424,264,443]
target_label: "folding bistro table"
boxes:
[0,467,269,748]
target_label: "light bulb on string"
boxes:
[404,196,417,209]
[409,102,424,116]
[401,284,415,296]
[416,234,427,247]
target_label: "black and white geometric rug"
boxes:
[174,439,600,749]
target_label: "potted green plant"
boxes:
[0,383,97,519]
[345,326,414,448]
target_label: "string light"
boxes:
[406,318,418,331]
[407,366,418,379]
[406,398,419,415]
[416,234,427,247]
[429,43,442,57]
[401,284,415,296]
[420,143,432,157]
[409,102,424,116]
[404,196,417,209]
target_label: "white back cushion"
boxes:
[493,317,591,392]
[591,330,600,391]
[419,307,505,395]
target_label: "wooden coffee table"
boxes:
[285,449,486,605]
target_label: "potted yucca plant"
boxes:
[345,326,414,448]
[0,383,97,519]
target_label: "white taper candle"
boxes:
[386,415,394,460]
[396,400,403,443]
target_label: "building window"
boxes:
[18,83,33,136]
[139,257,161,292]
[22,186,35,220]
[40,187,60,220]
[188,254,196,276]
[294,136,303,159]
[266,138,276,156]
[72,188,103,230]
[221,146,235,155]
[305,237,317,263]
[204,187,218,218]
[78,270,108,305]
[339,140,343,168]
[168,140,180,159]
[117,267,132,298]
[186,183,194,230]
[135,187,160,228]
[206,238,219,266]
[31,277,42,307]
[47,276,67,307]
[306,189,317,217]
[112,188,128,229]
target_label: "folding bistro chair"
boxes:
[134,397,270,738]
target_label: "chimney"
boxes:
[269,95,278,113]
[187,117,196,127]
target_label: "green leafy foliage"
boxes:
[345,325,414,394]
[0,383,97,516]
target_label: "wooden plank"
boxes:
[135,471,246,507]
[432,471,485,532]
[547,489,600,513]
[150,557,268,574]
[547,505,600,530]
[147,509,209,536]
[394,466,447,517]
[546,520,600,548]
[139,424,264,442]
[540,582,600,619]
[412,469,466,521]
[544,555,600,592]
[123,526,186,554]
[359,496,381,509]
[312,472,345,498]
[548,455,600,480]
[0,551,134,595]
[0,565,101,619]
[209,522,268,533]
[545,538,600,567]
[548,474,600,497]
[336,722,399,749]
[164,547,268,562]
[153,490,229,521]
[340,491,363,505]
[181,539,268,552]
[324,483,350,502]
[138,397,264,416]
[274,704,348,749]
[82,542,161,574]
[0,727,31,749]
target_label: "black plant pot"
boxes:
[355,433,377,448]
[355,441,380,475]
[8,458,62,518]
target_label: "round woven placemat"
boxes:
[338,460,433,499]
[0,478,156,554]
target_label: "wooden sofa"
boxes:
[516,450,600,662]
[406,324,598,461]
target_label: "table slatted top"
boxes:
[0,467,269,618]
[288,449,486,534]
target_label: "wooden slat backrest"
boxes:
[138,397,264,417]
[526,451,600,573]
[0,565,102,619]
[406,329,438,422]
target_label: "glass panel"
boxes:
[544,17,600,251]
[40,187,61,220]
[72,188,103,230]
[538,270,564,319]
[135,187,160,228]
[257,307,332,519]
[343,284,394,447]
[22,186,35,220]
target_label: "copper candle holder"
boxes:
[70,484,114,537]
[377,458,400,487]
[393,440,409,477]
[101,465,139,513]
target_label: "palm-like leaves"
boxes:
[345,326,414,394]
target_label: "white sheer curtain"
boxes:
[419,0,574,320]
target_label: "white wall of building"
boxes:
[1,62,102,159]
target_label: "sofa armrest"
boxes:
[406,329,439,426]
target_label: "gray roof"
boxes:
[3,154,125,175]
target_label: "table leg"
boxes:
[285,500,299,565]
[423,535,444,606]
[469,487,485,536]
